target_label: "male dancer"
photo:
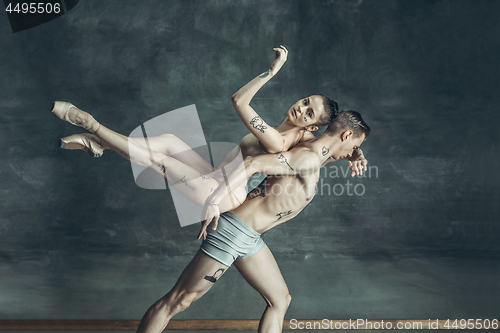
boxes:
[135,110,370,333]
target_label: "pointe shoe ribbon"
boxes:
[52,101,100,133]
[60,133,104,158]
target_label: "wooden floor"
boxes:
[0,319,461,330]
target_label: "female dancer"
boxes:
[52,46,340,213]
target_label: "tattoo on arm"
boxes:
[247,178,268,200]
[250,116,267,133]
[276,210,293,220]
[258,70,270,78]
[204,268,225,283]
[175,175,196,191]
[322,146,329,156]
[277,154,293,170]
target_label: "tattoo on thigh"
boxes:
[276,210,293,220]
[250,116,267,133]
[175,175,196,191]
[258,70,270,78]
[247,178,268,200]
[200,172,210,180]
[120,151,135,161]
[277,154,293,170]
[204,268,225,283]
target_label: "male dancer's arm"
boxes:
[197,148,320,239]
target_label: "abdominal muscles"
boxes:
[230,175,313,233]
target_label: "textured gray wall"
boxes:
[0,0,499,322]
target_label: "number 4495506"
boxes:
[6,2,61,14]
[444,319,498,329]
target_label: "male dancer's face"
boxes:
[335,132,366,159]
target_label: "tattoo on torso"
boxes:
[276,210,293,220]
[277,154,293,170]
[250,116,267,133]
[247,178,269,200]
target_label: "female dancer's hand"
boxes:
[198,202,221,240]
[348,158,368,177]
[347,148,368,176]
[269,45,288,77]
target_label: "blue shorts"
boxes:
[200,211,266,267]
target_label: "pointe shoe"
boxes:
[52,101,100,133]
[60,133,104,158]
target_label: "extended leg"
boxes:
[106,125,249,208]
[128,134,215,175]
[234,246,291,333]
[136,250,229,333]
[59,132,214,174]
[96,124,246,210]
[54,103,246,210]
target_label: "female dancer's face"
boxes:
[287,95,326,130]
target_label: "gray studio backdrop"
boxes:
[1,0,499,323]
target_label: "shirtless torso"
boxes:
[218,131,337,233]
[201,112,368,238]
[231,149,319,233]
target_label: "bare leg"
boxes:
[59,132,214,174]
[234,246,292,333]
[128,134,215,175]
[59,105,246,210]
[136,250,229,333]
[98,124,246,210]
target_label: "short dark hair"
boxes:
[324,110,371,139]
[313,94,339,127]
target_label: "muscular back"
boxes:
[230,169,320,233]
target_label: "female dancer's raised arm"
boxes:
[231,45,288,153]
